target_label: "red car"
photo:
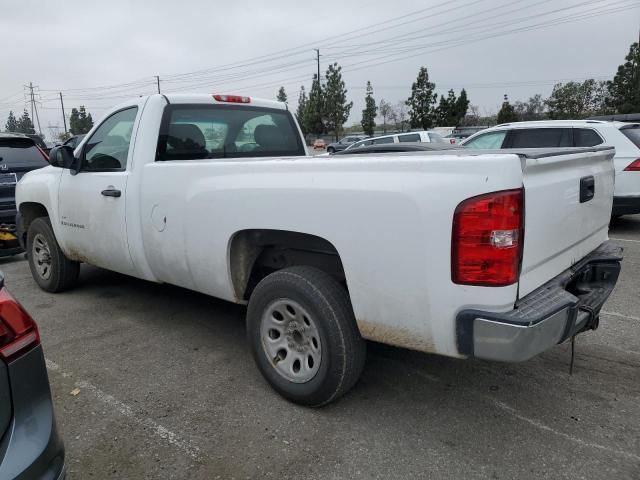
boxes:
[312,139,326,150]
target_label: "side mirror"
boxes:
[48,145,79,173]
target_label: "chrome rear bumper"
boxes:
[456,241,623,362]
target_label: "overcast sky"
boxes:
[1,0,638,139]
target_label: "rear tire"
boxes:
[247,266,366,407]
[27,217,80,293]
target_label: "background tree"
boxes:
[389,107,399,132]
[57,131,72,142]
[406,66,437,130]
[69,106,94,134]
[545,80,611,119]
[461,104,481,126]
[434,89,469,126]
[395,101,409,132]
[454,89,470,125]
[378,99,393,133]
[361,81,377,136]
[608,41,640,114]
[4,111,17,132]
[304,75,325,136]
[497,94,517,124]
[295,86,308,135]
[276,86,288,103]
[323,63,352,140]
[16,110,35,134]
[514,94,546,121]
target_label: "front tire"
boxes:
[27,217,80,293]
[247,266,366,407]
[327,147,335,154]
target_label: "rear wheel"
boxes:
[247,266,366,407]
[27,217,79,293]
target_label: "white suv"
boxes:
[461,120,640,216]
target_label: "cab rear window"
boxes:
[157,105,305,161]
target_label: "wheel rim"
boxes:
[32,233,52,280]
[260,299,322,383]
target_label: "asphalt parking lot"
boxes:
[2,217,639,479]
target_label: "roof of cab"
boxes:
[164,93,287,110]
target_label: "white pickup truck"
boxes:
[16,94,622,406]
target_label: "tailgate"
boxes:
[519,147,615,297]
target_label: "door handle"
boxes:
[101,188,121,198]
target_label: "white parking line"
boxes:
[610,237,640,244]
[487,399,640,462]
[411,369,640,462]
[601,310,640,322]
[45,359,201,460]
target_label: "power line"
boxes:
[159,0,474,82]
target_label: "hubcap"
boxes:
[260,299,322,383]
[32,233,52,280]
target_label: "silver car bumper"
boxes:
[456,241,623,362]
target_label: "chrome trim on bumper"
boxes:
[473,310,568,362]
[456,241,623,362]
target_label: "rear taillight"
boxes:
[212,94,251,103]
[452,189,524,286]
[623,159,640,171]
[450,139,455,144]
[0,288,40,361]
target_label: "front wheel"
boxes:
[327,147,335,154]
[247,266,366,407]
[27,217,80,293]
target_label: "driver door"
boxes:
[57,106,139,276]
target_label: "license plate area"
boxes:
[0,174,17,185]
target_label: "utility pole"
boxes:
[27,82,42,135]
[155,75,161,94]
[314,49,321,90]
[29,83,34,126]
[314,49,322,132]
[59,92,67,134]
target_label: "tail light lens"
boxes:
[623,159,640,171]
[452,189,524,286]
[0,288,40,361]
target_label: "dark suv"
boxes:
[0,135,49,255]
[0,273,65,479]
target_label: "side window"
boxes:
[463,131,507,149]
[509,128,572,148]
[574,128,603,147]
[398,133,421,143]
[372,136,394,145]
[83,107,137,171]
